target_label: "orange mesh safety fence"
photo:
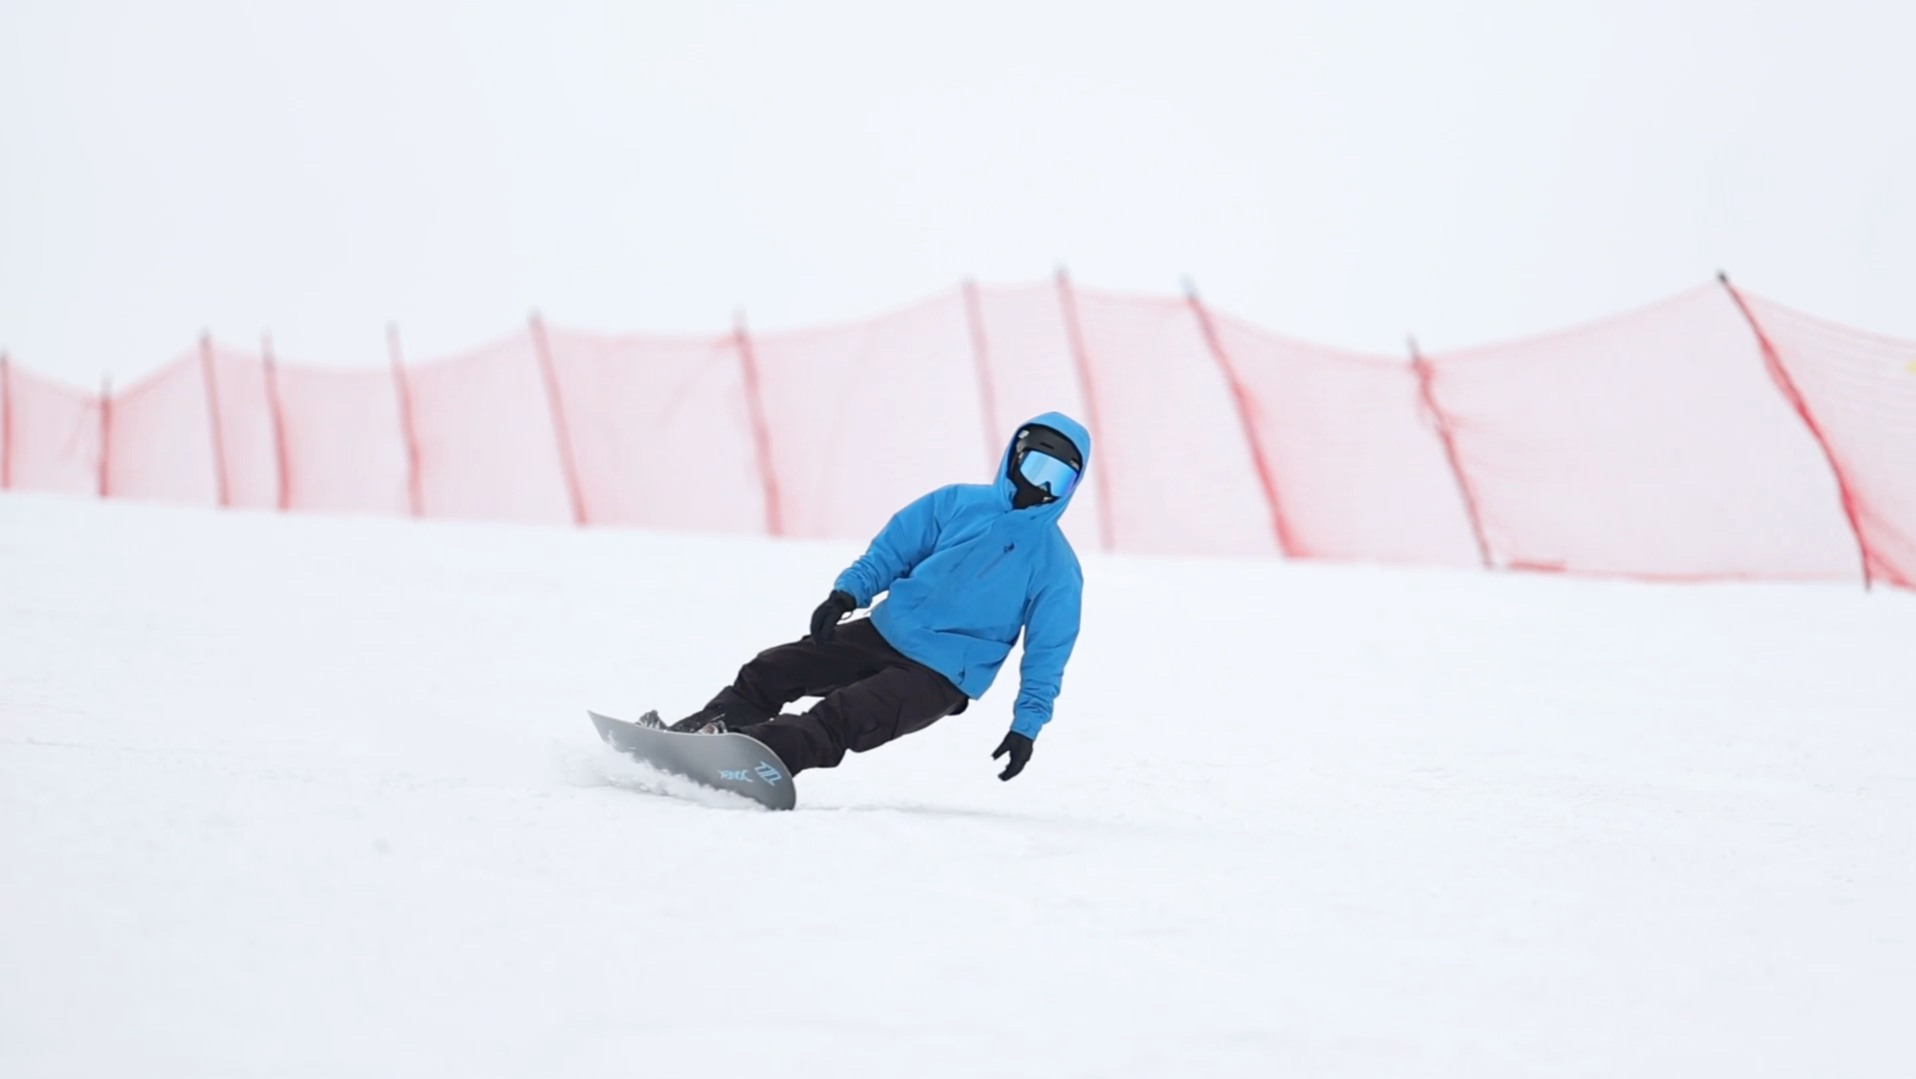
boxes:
[204,341,281,511]
[1423,285,1859,581]
[1,281,1907,591]
[271,357,412,517]
[1067,286,1278,559]
[3,363,104,497]
[1201,311,1483,567]
[1737,292,1916,589]
[751,291,989,542]
[539,327,765,534]
[401,329,574,525]
[103,352,221,506]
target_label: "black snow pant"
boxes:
[690,619,968,775]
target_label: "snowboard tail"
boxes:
[589,711,796,810]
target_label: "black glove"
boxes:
[809,590,857,642]
[992,731,1033,781]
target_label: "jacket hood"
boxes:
[995,411,1091,520]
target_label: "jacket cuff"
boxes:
[832,576,867,607]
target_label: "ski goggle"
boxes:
[1017,449,1080,499]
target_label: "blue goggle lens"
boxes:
[1018,450,1079,498]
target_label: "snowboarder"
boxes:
[647,412,1090,782]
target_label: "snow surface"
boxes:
[3,492,1913,1076]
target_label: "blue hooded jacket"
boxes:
[833,412,1089,740]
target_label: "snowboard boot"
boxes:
[668,706,728,733]
[633,710,665,730]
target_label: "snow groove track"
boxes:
[2,494,1914,1077]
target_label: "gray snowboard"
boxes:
[589,711,796,811]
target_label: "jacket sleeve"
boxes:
[831,488,947,607]
[1011,562,1082,739]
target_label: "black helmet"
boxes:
[1008,424,1083,508]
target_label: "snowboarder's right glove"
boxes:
[992,731,1033,781]
[809,590,857,643]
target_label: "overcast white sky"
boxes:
[3,0,1913,384]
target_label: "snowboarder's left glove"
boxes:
[992,731,1033,781]
[809,590,857,643]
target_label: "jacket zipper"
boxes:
[976,541,1016,579]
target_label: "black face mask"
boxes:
[1007,424,1084,510]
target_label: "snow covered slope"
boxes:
[3,492,1912,1077]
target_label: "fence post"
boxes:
[388,323,424,517]
[1410,339,1493,569]
[733,310,783,536]
[961,279,1004,470]
[98,375,113,499]
[262,334,291,512]
[1053,267,1115,552]
[1,353,11,490]
[199,332,231,508]
[529,312,588,526]
[1718,272,1873,590]
[1184,278,1299,558]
